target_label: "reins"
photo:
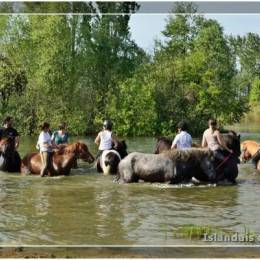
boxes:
[215,153,232,170]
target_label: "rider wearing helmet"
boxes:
[95,119,117,159]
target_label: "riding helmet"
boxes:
[103,120,113,130]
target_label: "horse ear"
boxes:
[238,134,240,140]
[122,140,127,149]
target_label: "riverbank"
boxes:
[1,246,260,258]
[228,103,260,133]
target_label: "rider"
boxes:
[171,121,192,150]
[0,116,20,149]
[202,118,233,160]
[51,122,69,145]
[37,122,55,177]
[94,119,118,159]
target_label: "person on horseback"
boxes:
[202,119,233,160]
[171,121,192,150]
[37,122,56,177]
[0,116,20,149]
[51,122,69,145]
[94,119,118,159]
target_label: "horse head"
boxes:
[112,140,128,159]
[0,137,13,156]
[240,140,259,163]
[154,137,172,154]
[74,142,95,163]
[223,131,241,158]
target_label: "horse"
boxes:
[216,131,241,183]
[154,137,172,154]
[154,137,200,154]
[0,137,21,173]
[21,142,95,176]
[97,140,128,175]
[153,131,241,184]
[117,148,216,184]
[241,140,260,173]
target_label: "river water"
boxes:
[0,126,260,247]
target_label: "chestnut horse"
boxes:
[241,140,260,173]
[21,142,95,176]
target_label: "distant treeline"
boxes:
[0,2,259,136]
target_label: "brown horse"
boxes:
[241,140,260,173]
[0,137,21,173]
[153,136,200,154]
[21,142,95,176]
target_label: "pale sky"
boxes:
[129,14,260,52]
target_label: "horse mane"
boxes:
[228,130,237,136]
[157,136,172,143]
[166,148,213,162]
[55,142,81,155]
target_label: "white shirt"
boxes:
[38,131,52,152]
[99,130,113,150]
[172,131,192,150]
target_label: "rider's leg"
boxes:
[40,152,48,177]
[95,150,103,169]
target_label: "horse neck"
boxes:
[165,149,182,161]
[247,144,260,155]
[57,151,77,170]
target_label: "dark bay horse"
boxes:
[241,140,260,173]
[117,148,215,183]
[153,131,241,183]
[153,137,172,154]
[154,137,200,154]
[97,140,128,175]
[21,142,94,176]
[0,137,21,173]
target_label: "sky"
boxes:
[129,14,260,52]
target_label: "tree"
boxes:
[106,66,157,136]
[0,55,27,113]
[250,77,260,102]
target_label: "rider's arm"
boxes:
[215,131,233,153]
[94,132,101,146]
[201,133,207,148]
[171,135,179,149]
[112,132,119,143]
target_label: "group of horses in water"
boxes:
[0,130,259,185]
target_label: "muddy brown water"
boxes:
[0,125,260,257]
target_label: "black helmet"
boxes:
[177,120,188,131]
[103,119,113,130]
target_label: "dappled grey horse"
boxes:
[117,148,216,184]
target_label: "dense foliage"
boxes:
[0,3,256,136]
